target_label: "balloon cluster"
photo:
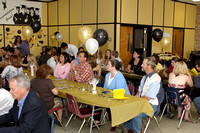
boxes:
[152,28,171,50]
[50,32,63,43]
[78,26,108,55]
[22,21,41,39]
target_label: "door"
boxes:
[172,29,184,58]
[120,26,133,69]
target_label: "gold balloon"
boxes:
[78,26,93,44]
[50,33,56,41]
[161,36,170,49]
[22,26,33,39]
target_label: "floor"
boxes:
[54,104,200,133]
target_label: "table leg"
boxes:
[62,98,68,118]
[90,105,95,133]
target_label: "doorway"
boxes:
[172,29,184,58]
[120,25,152,69]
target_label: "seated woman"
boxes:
[22,54,38,71]
[104,59,131,131]
[168,57,179,73]
[0,57,10,73]
[104,59,130,95]
[125,49,143,75]
[152,53,164,73]
[54,52,71,79]
[1,55,23,90]
[96,49,103,65]
[103,49,111,66]
[31,64,63,123]
[168,61,193,121]
[88,55,101,78]
[12,35,22,48]
[88,55,103,87]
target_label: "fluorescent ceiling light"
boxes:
[192,0,200,1]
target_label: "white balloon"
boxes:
[86,39,99,55]
[56,33,63,42]
[163,33,171,38]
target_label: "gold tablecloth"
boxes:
[25,70,154,127]
[52,78,154,127]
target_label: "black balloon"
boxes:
[152,28,163,42]
[17,30,21,34]
[31,21,41,33]
[93,29,108,47]
[6,27,10,32]
[54,32,59,36]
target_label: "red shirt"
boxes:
[70,62,94,84]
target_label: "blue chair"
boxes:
[159,87,192,129]
[49,114,54,133]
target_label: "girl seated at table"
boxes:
[125,49,144,75]
[54,52,71,79]
[1,55,23,90]
[31,64,63,123]
[22,54,38,71]
[168,61,193,122]
[103,49,111,66]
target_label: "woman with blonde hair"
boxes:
[22,54,38,71]
[168,61,193,122]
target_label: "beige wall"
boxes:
[184,29,195,59]
[0,0,197,59]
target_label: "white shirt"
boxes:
[1,65,23,82]
[0,88,14,116]
[108,72,118,87]
[65,44,78,58]
[47,57,57,71]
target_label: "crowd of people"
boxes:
[0,35,200,133]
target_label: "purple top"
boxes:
[20,41,30,56]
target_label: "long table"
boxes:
[52,79,154,127]
[26,71,154,132]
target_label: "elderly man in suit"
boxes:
[0,74,50,133]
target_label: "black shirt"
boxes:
[128,58,144,75]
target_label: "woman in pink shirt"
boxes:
[54,52,71,79]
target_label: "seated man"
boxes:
[0,74,50,133]
[69,51,94,84]
[0,77,14,116]
[125,57,161,133]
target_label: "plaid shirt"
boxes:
[70,62,94,84]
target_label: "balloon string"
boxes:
[82,0,83,26]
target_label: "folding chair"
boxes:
[159,87,192,129]
[143,86,164,133]
[48,106,64,128]
[64,93,101,133]
[35,91,64,128]
[143,106,162,133]
[127,84,135,96]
